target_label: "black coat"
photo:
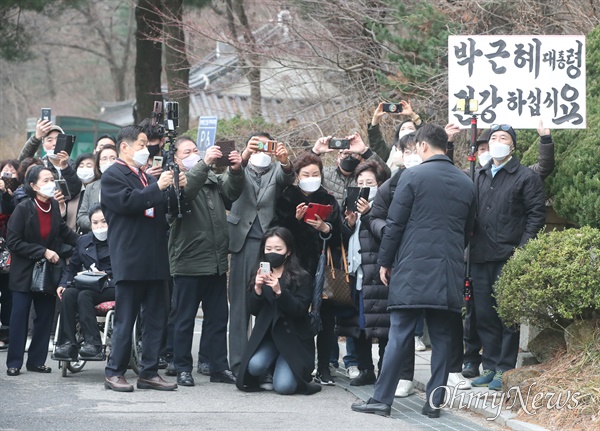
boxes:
[470,157,546,263]
[270,185,342,277]
[58,232,114,289]
[100,161,169,283]
[6,198,78,293]
[377,155,476,313]
[236,272,319,394]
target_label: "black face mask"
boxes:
[340,157,360,173]
[264,252,287,269]
[147,144,161,158]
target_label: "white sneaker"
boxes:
[346,365,360,379]
[394,379,415,397]
[415,336,426,351]
[447,372,472,390]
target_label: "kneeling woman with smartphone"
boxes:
[236,227,321,395]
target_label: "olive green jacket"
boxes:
[168,160,244,276]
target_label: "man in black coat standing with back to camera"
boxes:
[101,125,184,392]
[351,124,476,419]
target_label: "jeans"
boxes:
[247,337,297,395]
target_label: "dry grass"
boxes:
[514,333,600,430]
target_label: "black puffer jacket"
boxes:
[470,156,546,263]
[336,207,389,340]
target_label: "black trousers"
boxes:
[472,261,520,372]
[373,308,454,407]
[448,311,464,373]
[105,280,168,379]
[58,287,115,346]
[0,273,12,327]
[172,274,229,373]
[462,295,482,366]
[6,291,55,369]
[316,300,336,371]
[354,331,389,375]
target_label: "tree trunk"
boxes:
[134,0,163,124]
[163,0,190,131]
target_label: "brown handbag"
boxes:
[322,243,355,308]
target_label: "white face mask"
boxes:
[489,142,511,160]
[38,182,56,198]
[129,145,150,168]
[368,186,378,201]
[404,154,422,169]
[298,177,321,193]
[92,227,108,241]
[182,153,201,171]
[249,152,271,168]
[478,151,493,166]
[77,167,95,183]
[100,162,114,173]
[46,149,57,159]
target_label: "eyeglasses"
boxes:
[490,124,512,132]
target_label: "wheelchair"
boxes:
[52,301,143,377]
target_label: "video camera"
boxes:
[151,100,185,219]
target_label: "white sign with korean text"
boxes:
[448,35,586,129]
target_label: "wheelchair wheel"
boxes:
[67,359,86,373]
[128,314,142,375]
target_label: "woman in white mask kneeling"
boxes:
[53,203,116,362]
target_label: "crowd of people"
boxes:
[0,101,553,418]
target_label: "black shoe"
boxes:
[461,362,480,378]
[350,369,377,386]
[421,401,441,418]
[351,397,391,416]
[26,364,52,373]
[79,344,103,360]
[165,362,177,376]
[6,368,20,376]
[315,368,335,385]
[52,343,79,361]
[177,371,195,386]
[197,362,210,376]
[158,356,168,370]
[210,370,236,384]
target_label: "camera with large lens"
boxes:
[328,138,351,150]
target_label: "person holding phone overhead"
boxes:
[270,151,342,386]
[236,227,321,395]
[18,115,82,199]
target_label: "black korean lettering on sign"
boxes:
[554,84,583,125]
[514,38,542,79]
[527,88,542,117]
[544,87,559,118]
[454,38,483,78]
[542,49,556,71]
[557,50,566,70]
[565,40,583,79]
[484,40,510,74]
[478,85,503,123]
[507,89,527,116]
[452,86,476,126]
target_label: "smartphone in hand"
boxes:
[41,108,51,122]
[260,262,271,275]
[54,179,71,200]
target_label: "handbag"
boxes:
[322,242,355,308]
[0,237,10,274]
[30,259,63,294]
[73,271,109,293]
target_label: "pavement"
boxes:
[0,320,547,431]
